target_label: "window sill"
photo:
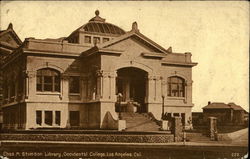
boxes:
[36,124,61,127]
[36,92,61,95]
[69,93,80,96]
[167,96,185,100]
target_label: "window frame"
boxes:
[167,76,186,98]
[84,36,91,44]
[103,37,109,43]
[36,68,61,93]
[93,37,101,44]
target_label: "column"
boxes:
[172,117,183,142]
[208,117,218,141]
[109,72,117,101]
[14,75,18,101]
[87,76,91,100]
[95,70,103,100]
[155,76,162,102]
[185,80,193,104]
[147,75,155,103]
[25,71,36,99]
[147,75,162,103]
[61,73,69,100]
[161,78,167,98]
[100,71,116,101]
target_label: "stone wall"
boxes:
[1,133,174,143]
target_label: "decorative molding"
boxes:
[26,71,36,78]
[148,75,161,81]
[162,79,167,85]
[61,73,70,80]
[95,70,103,77]
[141,52,166,59]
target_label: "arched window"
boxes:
[36,68,60,92]
[167,76,185,97]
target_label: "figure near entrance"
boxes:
[115,67,147,113]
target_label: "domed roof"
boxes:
[81,10,126,35]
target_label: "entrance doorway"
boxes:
[116,67,147,113]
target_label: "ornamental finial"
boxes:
[95,10,100,16]
[8,23,13,29]
[132,22,139,32]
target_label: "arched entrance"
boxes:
[116,67,148,113]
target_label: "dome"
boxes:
[81,10,126,35]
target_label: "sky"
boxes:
[0,1,249,112]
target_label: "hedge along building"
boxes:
[1,11,197,130]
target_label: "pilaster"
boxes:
[147,75,162,103]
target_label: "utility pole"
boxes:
[161,95,165,120]
[118,93,123,120]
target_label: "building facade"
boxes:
[0,23,22,128]
[203,102,247,125]
[1,11,197,130]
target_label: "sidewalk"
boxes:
[0,139,247,147]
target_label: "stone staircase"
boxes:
[120,112,161,131]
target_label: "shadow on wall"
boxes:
[101,111,118,130]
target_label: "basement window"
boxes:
[45,111,53,126]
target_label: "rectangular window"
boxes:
[69,76,80,94]
[36,111,42,125]
[55,111,61,125]
[70,111,80,126]
[93,37,100,44]
[45,111,53,126]
[167,76,185,97]
[84,36,91,43]
[103,38,109,43]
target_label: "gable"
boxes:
[100,31,168,54]
[0,32,20,48]
[102,35,167,60]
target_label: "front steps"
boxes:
[120,112,161,131]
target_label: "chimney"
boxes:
[208,101,211,105]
